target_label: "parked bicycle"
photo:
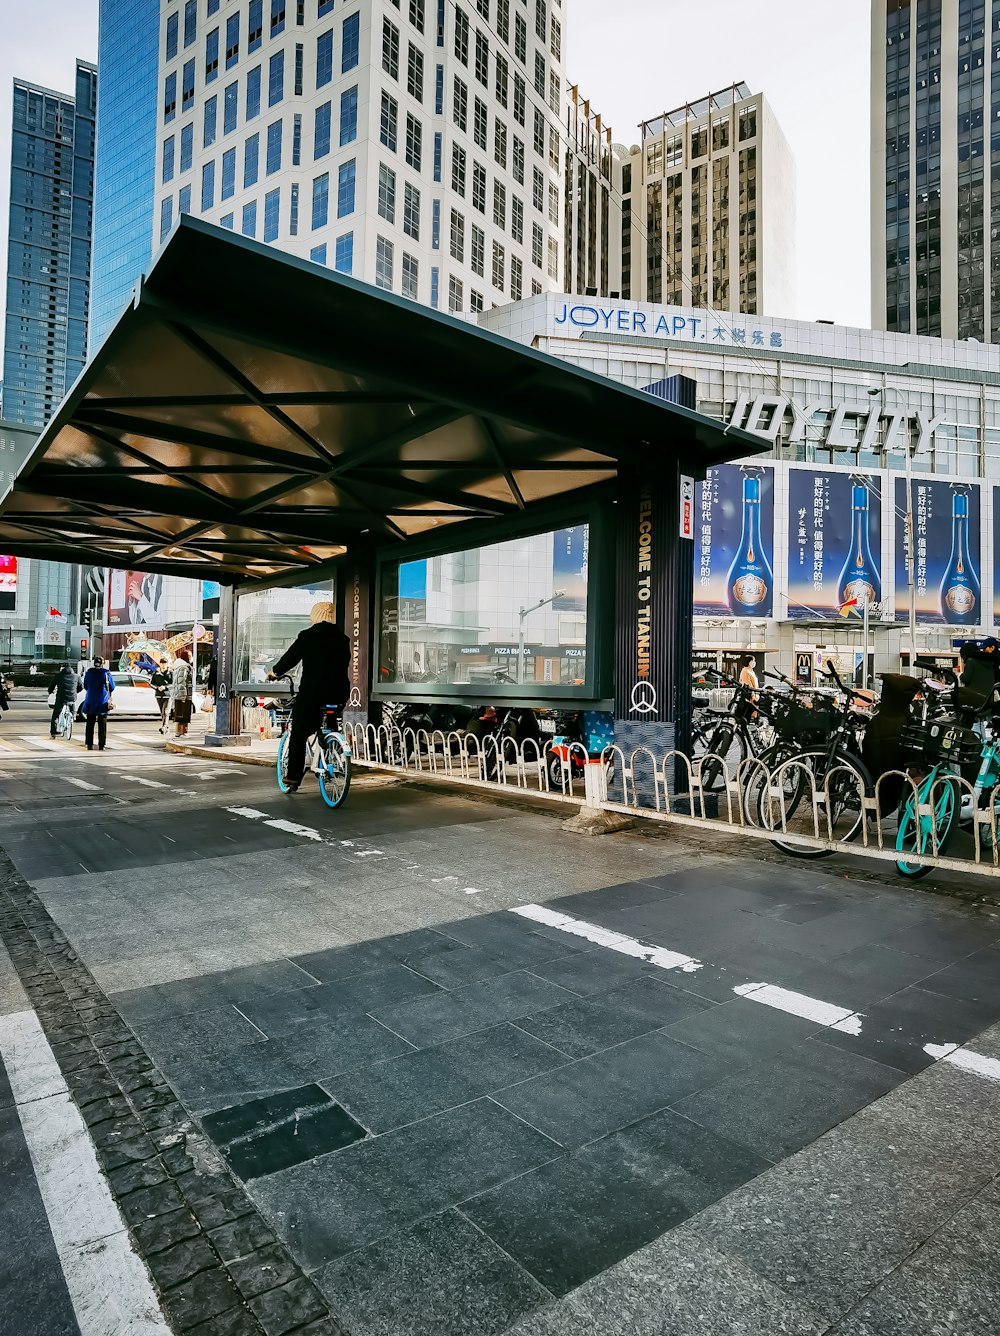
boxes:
[690,671,779,791]
[271,677,352,808]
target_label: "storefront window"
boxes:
[235,579,334,684]
[379,526,589,689]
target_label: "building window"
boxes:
[226,13,240,68]
[162,135,175,184]
[531,220,542,267]
[380,92,398,150]
[492,239,504,290]
[451,144,466,195]
[166,12,179,60]
[493,178,506,228]
[472,161,486,212]
[375,235,394,289]
[432,129,441,180]
[221,147,236,199]
[473,97,487,148]
[179,183,191,213]
[409,0,425,33]
[495,54,508,107]
[547,181,558,223]
[548,68,559,114]
[512,136,524,184]
[494,120,507,169]
[315,101,331,157]
[435,63,444,112]
[430,266,439,307]
[449,207,465,261]
[471,223,484,275]
[455,6,469,63]
[201,160,216,210]
[246,65,262,118]
[403,181,420,238]
[431,197,440,247]
[242,200,257,236]
[383,19,400,78]
[295,42,304,94]
[405,113,422,169]
[318,0,334,15]
[292,111,302,164]
[181,59,195,113]
[340,86,358,144]
[203,94,217,145]
[532,106,544,154]
[266,118,282,173]
[402,252,419,299]
[164,72,177,123]
[470,288,484,313]
[244,132,260,186]
[476,0,489,16]
[513,73,525,126]
[184,0,197,46]
[311,242,327,263]
[269,50,284,105]
[317,30,333,87]
[547,234,558,278]
[335,230,353,271]
[453,76,468,130]
[514,12,526,63]
[448,274,463,312]
[159,197,173,241]
[532,165,543,211]
[338,158,356,215]
[378,162,397,222]
[271,0,286,36]
[264,187,280,241]
[511,194,523,243]
[180,122,194,170]
[474,31,489,86]
[224,81,238,133]
[510,254,522,301]
[535,0,546,40]
[249,0,263,50]
[312,172,330,228]
[342,12,359,70]
[290,181,299,234]
[407,43,424,101]
[205,28,220,81]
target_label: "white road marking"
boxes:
[464,887,485,895]
[734,981,862,1031]
[21,736,65,751]
[510,903,703,973]
[64,778,102,792]
[925,1043,1000,1082]
[124,776,170,789]
[226,806,269,819]
[0,1010,170,1334]
[264,818,323,841]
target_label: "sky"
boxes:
[0,0,872,370]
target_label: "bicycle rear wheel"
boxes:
[276,731,293,792]
[318,734,352,808]
[757,749,871,858]
[60,706,73,742]
[896,773,959,878]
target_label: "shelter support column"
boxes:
[613,464,694,792]
[339,546,378,731]
[205,583,248,745]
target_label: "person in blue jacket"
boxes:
[81,655,115,751]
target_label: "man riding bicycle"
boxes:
[268,601,350,792]
[49,662,81,738]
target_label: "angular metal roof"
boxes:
[0,218,766,584]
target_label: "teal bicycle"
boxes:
[55,702,74,741]
[271,679,352,808]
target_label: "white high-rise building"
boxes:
[153,0,566,314]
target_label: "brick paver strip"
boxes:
[0,851,349,1336]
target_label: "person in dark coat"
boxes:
[81,656,115,751]
[268,601,351,792]
[49,662,80,737]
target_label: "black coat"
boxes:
[273,622,351,704]
[50,664,79,704]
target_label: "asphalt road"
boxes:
[2,698,1000,1335]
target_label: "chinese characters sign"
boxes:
[694,464,775,617]
[894,479,982,625]
[787,471,882,620]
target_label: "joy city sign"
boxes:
[728,393,946,457]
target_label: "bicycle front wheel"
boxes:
[318,734,352,808]
[896,773,959,878]
[694,721,744,792]
[757,749,871,858]
[60,707,73,742]
[276,731,293,793]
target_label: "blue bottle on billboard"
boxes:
[940,489,980,625]
[837,482,881,609]
[726,469,773,616]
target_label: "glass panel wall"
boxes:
[379,525,589,689]
[235,579,334,684]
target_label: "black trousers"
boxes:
[285,697,329,783]
[85,711,108,749]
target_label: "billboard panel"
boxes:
[106,570,167,630]
[552,526,589,612]
[787,470,882,620]
[694,464,774,617]
[0,555,16,613]
[894,478,982,625]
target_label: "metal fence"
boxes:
[345,723,1000,879]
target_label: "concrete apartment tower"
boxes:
[871,0,995,341]
[152,0,566,315]
[626,82,796,317]
[562,85,628,299]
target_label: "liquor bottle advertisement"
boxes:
[893,478,982,625]
[694,463,774,617]
[787,469,882,620]
[995,487,1000,623]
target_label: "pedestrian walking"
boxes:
[152,657,172,732]
[0,674,10,720]
[48,662,80,738]
[81,655,115,751]
[171,648,193,737]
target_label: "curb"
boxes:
[166,741,276,767]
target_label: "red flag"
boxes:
[48,606,62,617]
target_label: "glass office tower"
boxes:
[3,62,97,429]
[89,0,159,350]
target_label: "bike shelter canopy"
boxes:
[0,217,766,585]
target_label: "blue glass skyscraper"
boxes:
[89,0,159,351]
[3,62,97,429]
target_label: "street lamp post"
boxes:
[869,385,917,669]
[517,590,565,684]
